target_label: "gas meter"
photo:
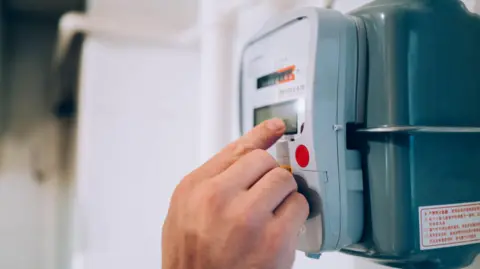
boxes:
[239,1,480,268]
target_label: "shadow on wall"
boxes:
[0,1,83,269]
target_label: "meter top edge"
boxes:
[242,7,355,54]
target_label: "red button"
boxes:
[295,145,310,168]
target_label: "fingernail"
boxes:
[266,118,285,131]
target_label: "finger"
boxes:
[235,118,286,149]
[274,192,309,237]
[186,118,286,184]
[215,149,278,190]
[246,167,298,213]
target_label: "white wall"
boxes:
[87,0,197,30]
[75,37,200,269]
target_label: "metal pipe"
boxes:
[54,0,265,64]
[357,125,480,133]
[54,12,196,67]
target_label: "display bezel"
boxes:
[253,99,299,135]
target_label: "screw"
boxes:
[333,124,343,131]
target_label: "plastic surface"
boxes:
[342,1,480,268]
[305,8,365,252]
[239,8,365,253]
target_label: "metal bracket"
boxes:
[357,125,480,134]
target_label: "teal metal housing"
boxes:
[343,1,480,268]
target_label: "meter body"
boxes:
[240,9,365,253]
[240,0,480,268]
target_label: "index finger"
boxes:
[188,118,286,183]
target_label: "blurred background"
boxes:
[0,0,478,269]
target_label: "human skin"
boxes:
[162,118,309,269]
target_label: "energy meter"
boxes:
[239,1,480,268]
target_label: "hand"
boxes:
[162,118,309,269]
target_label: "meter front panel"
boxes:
[241,18,309,162]
[241,17,325,253]
[241,7,366,255]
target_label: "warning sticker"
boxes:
[419,202,480,250]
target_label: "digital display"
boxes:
[257,65,296,89]
[254,100,299,135]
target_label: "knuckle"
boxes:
[290,191,307,204]
[224,142,239,153]
[250,149,278,167]
[233,207,261,232]
[269,223,284,239]
[266,226,288,252]
[291,192,310,215]
[273,166,294,178]
[229,142,256,157]
[201,181,225,208]
[270,168,297,190]
[171,180,190,200]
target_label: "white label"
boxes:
[419,202,480,250]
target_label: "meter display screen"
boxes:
[257,65,296,89]
[254,100,299,135]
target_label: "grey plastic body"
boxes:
[239,8,365,253]
[341,1,480,269]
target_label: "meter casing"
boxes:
[344,1,480,269]
[240,8,365,254]
[239,1,480,268]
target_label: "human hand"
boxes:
[162,118,309,269]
